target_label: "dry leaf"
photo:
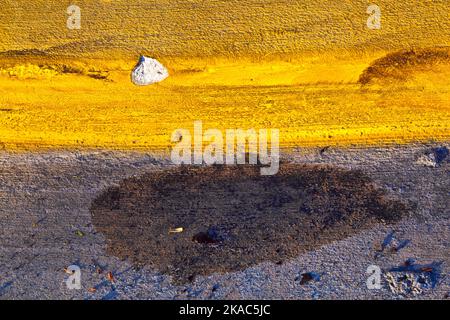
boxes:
[169,227,184,234]
[106,272,114,282]
[75,230,84,237]
[64,267,73,274]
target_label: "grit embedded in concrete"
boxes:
[0,144,448,299]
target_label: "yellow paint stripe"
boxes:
[0,56,448,152]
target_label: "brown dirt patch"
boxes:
[90,164,410,284]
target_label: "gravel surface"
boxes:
[0,144,448,300]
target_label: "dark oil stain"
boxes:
[90,164,411,284]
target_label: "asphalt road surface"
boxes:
[0,144,448,299]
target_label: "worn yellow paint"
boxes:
[1,1,449,57]
[0,54,449,151]
[0,1,449,151]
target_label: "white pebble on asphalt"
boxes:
[131,55,169,86]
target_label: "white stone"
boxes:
[131,55,169,86]
[415,153,437,168]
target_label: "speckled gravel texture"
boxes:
[0,144,448,300]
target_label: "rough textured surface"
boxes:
[1,1,449,57]
[91,164,408,284]
[0,1,449,150]
[0,0,448,301]
[0,55,449,150]
[0,145,448,299]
